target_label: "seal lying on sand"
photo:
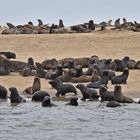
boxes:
[0,52,16,59]
[32,91,50,102]
[111,68,129,84]
[10,57,35,72]
[72,69,100,83]
[58,69,75,82]
[42,96,56,107]
[0,85,7,99]
[9,87,26,103]
[48,79,77,97]
[76,84,99,101]
[41,59,58,70]
[0,55,11,75]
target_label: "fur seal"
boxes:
[58,69,75,82]
[37,19,43,26]
[23,76,41,95]
[32,91,50,102]
[76,84,99,101]
[0,52,16,59]
[35,62,46,78]
[9,87,26,103]
[0,55,11,75]
[127,60,136,69]
[99,85,114,101]
[75,65,83,77]
[71,69,100,83]
[66,97,78,106]
[99,59,112,76]
[20,66,31,77]
[48,79,77,97]
[0,85,7,99]
[88,20,95,30]
[87,70,109,88]
[67,58,76,69]
[106,101,121,108]
[10,57,35,72]
[45,64,63,80]
[135,61,140,69]
[59,19,64,28]
[111,68,129,84]
[114,18,121,30]
[114,85,134,103]
[110,57,129,72]
[42,96,56,107]
[41,59,58,70]
[86,58,97,76]
[108,70,116,80]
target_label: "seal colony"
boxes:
[0,52,140,108]
[1,18,140,34]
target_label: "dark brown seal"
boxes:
[114,85,134,103]
[23,76,41,95]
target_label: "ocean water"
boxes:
[0,98,140,140]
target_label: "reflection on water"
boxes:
[0,99,140,140]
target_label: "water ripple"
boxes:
[0,100,140,140]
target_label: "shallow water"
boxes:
[0,99,140,140]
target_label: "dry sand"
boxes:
[0,30,140,98]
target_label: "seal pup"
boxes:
[9,87,26,103]
[111,68,129,84]
[32,91,50,102]
[42,96,56,107]
[76,84,99,101]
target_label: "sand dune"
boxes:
[0,30,140,97]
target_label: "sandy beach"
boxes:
[0,30,140,97]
